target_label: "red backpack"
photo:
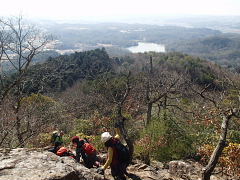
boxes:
[56,147,75,159]
[82,143,96,155]
[57,147,68,156]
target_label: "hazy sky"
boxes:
[1,0,240,20]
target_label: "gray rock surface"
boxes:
[0,148,104,180]
[0,148,230,180]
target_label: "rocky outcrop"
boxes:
[0,148,104,180]
[0,148,230,180]
[168,160,202,179]
[123,160,228,180]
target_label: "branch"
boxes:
[192,84,218,108]
[166,104,195,114]
[0,131,9,146]
[2,49,18,70]
[150,77,180,104]
[120,71,131,106]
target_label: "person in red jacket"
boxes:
[71,136,100,168]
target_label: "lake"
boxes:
[127,42,165,53]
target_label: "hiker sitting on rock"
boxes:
[97,124,130,180]
[71,136,100,168]
[49,130,64,153]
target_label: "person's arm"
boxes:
[75,147,81,162]
[80,147,87,162]
[103,147,113,170]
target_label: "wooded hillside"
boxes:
[1,48,240,179]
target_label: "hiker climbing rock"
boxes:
[71,136,100,168]
[97,127,130,180]
[49,130,64,153]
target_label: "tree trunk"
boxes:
[16,116,24,147]
[116,104,134,162]
[15,86,25,148]
[201,113,232,180]
[149,56,153,75]
[145,55,154,126]
[146,102,153,126]
[121,127,134,163]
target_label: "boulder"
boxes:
[0,148,104,180]
[168,160,229,180]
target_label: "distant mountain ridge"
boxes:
[169,34,240,71]
[45,23,221,50]
[17,49,227,96]
[21,48,113,94]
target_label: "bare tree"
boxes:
[113,72,134,161]
[87,71,134,161]
[191,73,240,180]
[137,56,188,126]
[0,16,51,101]
[0,16,51,148]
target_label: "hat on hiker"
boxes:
[101,132,112,143]
[71,136,80,143]
[52,131,59,135]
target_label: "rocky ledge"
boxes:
[0,148,230,180]
[0,148,104,180]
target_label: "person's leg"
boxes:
[53,145,59,153]
[83,154,95,168]
[123,163,129,175]
[94,153,100,167]
[83,158,91,168]
[118,163,127,180]
[115,175,126,180]
[53,142,61,153]
[48,147,55,153]
[111,164,126,180]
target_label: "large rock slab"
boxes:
[0,149,232,180]
[0,148,104,180]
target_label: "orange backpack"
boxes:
[56,147,68,156]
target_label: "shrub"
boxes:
[135,111,195,162]
[27,133,52,148]
[198,143,240,177]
